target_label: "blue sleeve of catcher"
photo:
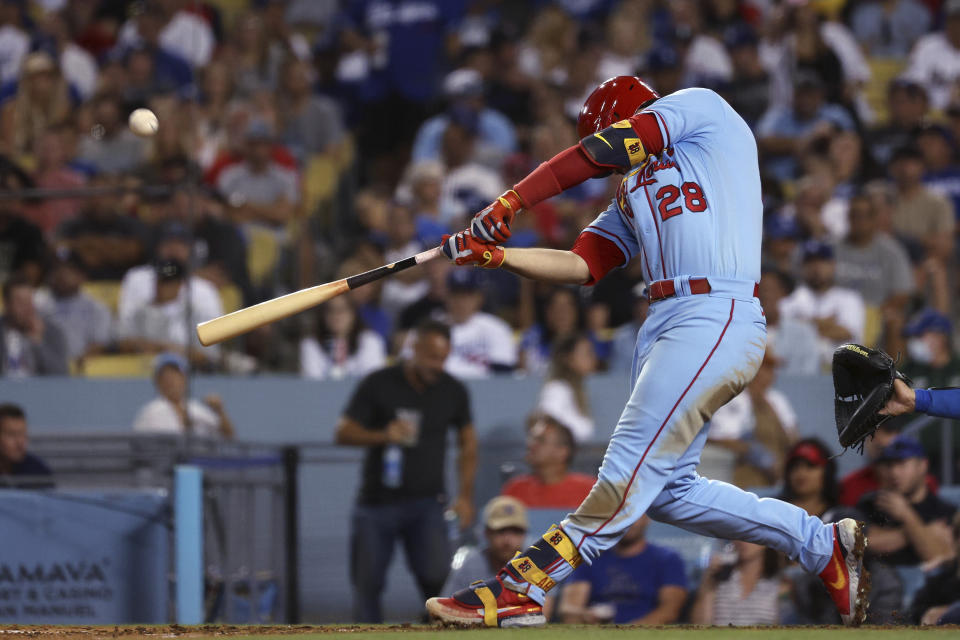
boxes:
[916,387,960,418]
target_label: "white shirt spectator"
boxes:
[118,10,215,68]
[446,312,517,378]
[685,34,733,83]
[60,43,98,100]
[708,389,798,442]
[0,23,28,83]
[133,397,221,437]
[779,284,865,370]
[34,288,113,361]
[906,31,960,109]
[765,319,820,376]
[117,266,223,353]
[440,163,503,225]
[299,330,386,380]
[537,379,594,442]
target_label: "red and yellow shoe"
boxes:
[425,574,545,627]
[819,518,870,626]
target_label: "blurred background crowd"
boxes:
[4,0,960,385]
[1,0,960,627]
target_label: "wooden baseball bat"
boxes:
[196,246,442,346]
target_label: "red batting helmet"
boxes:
[577,76,660,139]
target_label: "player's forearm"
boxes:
[502,248,590,284]
[513,146,606,207]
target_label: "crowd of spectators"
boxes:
[1,0,960,388]
[2,0,960,627]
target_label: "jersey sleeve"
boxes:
[639,88,726,149]
[572,198,640,285]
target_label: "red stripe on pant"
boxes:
[576,299,737,550]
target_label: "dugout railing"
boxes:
[22,433,300,624]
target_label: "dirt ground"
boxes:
[3,625,960,640]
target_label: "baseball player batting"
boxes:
[425,77,869,627]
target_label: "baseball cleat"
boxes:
[426,574,545,628]
[819,518,870,626]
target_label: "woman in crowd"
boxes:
[535,332,596,442]
[690,540,784,626]
[519,286,583,374]
[778,438,839,519]
[299,295,385,380]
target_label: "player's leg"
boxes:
[350,503,399,623]
[400,497,452,601]
[427,296,765,626]
[554,297,766,574]
[647,414,868,625]
[646,432,834,573]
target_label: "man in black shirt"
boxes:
[0,403,53,488]
[335,319,477,623]
[857,436,957,566]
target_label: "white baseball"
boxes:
[129,108,159,137]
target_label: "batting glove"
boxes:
[470,190,523,243]
[441,231,505,268]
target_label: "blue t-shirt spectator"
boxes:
[411,108,517,164]
[567,541,688,624]
[851,0,931,58]
[756,102,855,181]
[341,0,465,103]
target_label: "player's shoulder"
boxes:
[648,86,727,111]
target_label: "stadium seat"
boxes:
[866,58,907,123]
[863,305,883,349]
[79,353,155,378]
[219,283,243,314]
[246,227,280,288]
[82,280,122,313]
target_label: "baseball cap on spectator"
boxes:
[766,214,801,241]
[904,308,952,337]
[22,51,56,76]
[446,104,480,136]
[245,119,274,141]
[447,267,483,292]
[51,246,86,273]
[878,436,926,462]
[156,258,185,281]
[647,47,681,72]
[801,240,834,262]
[787,441,829,467]
[889,75,927,98]
[794,70,825,91]
[443,68,484,100]
[891,144,924,162]
[154,351,187,375]
[724,24,758,50]
[158,222,192,244]
[482,496,528,531]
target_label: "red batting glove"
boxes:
[470,189,523,243]
[441,231,505,268]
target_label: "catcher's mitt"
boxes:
[832,343,910,451]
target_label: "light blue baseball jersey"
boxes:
[583,88,763,284]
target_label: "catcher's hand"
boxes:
[470,190,523,243]
[441,231,505,268]
[832,343,911,451]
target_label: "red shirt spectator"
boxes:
[502,472,595,509]
[501,415,595,509]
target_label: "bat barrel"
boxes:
[196,280,349,346]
